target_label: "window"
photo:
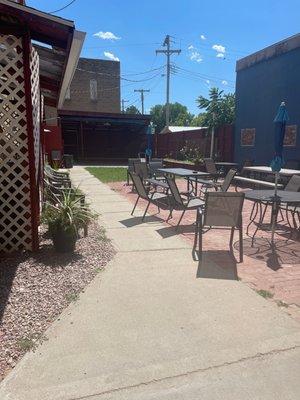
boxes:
[90,79,97,101]
[241,128,255,146]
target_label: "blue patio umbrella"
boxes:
[145,123,153,160]
[270,102,289,244]
[270,102,289,174]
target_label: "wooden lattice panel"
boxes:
[0,34,33,252]
[30,47,40,183]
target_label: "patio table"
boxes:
[157,168,211,195]
[245,189,300,245]
[243,166,300,177]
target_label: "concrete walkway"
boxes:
[1,166,300,400]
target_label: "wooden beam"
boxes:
[44,97,57,108]
[40,75,60,92]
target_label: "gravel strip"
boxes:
[0,222,115,380]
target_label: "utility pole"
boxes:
[121,99,129,113]
[156,35,181,128]
[134,89,150,114]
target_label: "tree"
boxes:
[191,113,207,127]
[125,105,140,114]
[150,102,194,133]
[196,88,235,128]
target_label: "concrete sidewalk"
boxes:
[1,166,299,400]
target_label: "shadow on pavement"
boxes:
[194,250,238,280]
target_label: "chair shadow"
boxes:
[234,237,300,271]
[194,250,238,280]
[120,215,163,228]
[156,224,196,238]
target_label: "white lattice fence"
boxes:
[0,34,33,252]
[30,47,40,183]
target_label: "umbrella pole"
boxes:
[271,172,279,244]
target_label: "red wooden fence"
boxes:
[154,125,234,161]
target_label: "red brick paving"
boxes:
[109,180,300,317]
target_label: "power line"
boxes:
[75,66,165,82]
[156,35,181,128]
[134,89,150,114]
[49,0,77,14]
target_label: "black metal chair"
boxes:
[193,191,245,262]
[130,172,170,221]
[165,176,205,230]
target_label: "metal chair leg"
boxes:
[176,209,186,230]
[131,196,140,215]
[239,225,243,263]
[142,201,150,221]
[229,227,235,248]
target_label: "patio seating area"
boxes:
[108,157,300,315]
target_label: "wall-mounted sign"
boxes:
[241,128,255,146]
[284,125,297,147]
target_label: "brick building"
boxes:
[63,58,120,113]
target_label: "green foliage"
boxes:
[150,102,194,133]
[196,87,235,128]
[256,289,274,299]
[66,292,79,302]
[190,113,207,127]
[17,337,35,351]
[42,190,96,236]
[86,167,127,183]
[125,105,140,114]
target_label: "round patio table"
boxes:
[245,190,300,244]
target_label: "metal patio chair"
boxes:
[130,172,170,221]
[133,160,150,181]
[257,174,300,226]
[193,191,245,262]
[126,158,140,185]
[279,175,300,230]
[165,176,205,230]
[192,168,237,198]
[149,159,165,180]
[204,158,223,181]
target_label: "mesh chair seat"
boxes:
[184,198,205,209]
[193,191,245,262]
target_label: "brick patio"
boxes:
[109,180,300,319]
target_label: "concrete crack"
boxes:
[69,344,300,400]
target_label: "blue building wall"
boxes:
[235,47,300,167]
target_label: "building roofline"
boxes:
[59,109,151,121]
[0,0,74,27]
[236,33,300,72]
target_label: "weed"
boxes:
[17,337,35,351]
[97,227,110,243]
[66,292,79,302]
[256,289,274,299]
[276,300,289,308]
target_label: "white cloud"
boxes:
[188,45,203,63]
[222,80,228,85]
[216,53,225,58]
[190,50,203,63]
[206,79,210,85]
[104,51,119,61]
[93,31,121,40]
[200,34,206,40]
[212,44,226,54]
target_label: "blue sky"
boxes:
[28,0,300,115]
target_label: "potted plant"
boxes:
[43,190,96,252]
